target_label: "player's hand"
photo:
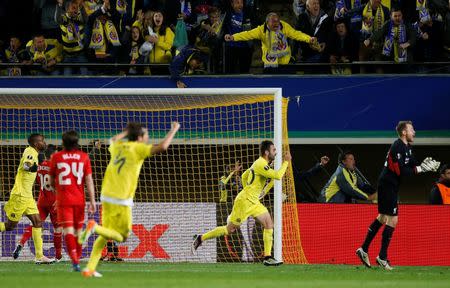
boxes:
[234,161,242,172]
[418,157,440,173]
[171,121,181,132]
[320,156,330,166]
[368,192,377,201]
[88,201,96,214]
[177,80,187,88]
[364,39,371,47]
[224,34,234,42]
[284,151,292,162]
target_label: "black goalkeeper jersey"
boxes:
[378,139,419,186]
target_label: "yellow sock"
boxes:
[32,227,44,259]
[219,190,227,202]
[0,222,5,232]
[94,225,124,242]
[87,236,107,271]
[263,229,273,257]
[201,226,228,241]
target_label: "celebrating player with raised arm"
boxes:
[13,144,63,262]
[49,131,96,272]
[79,121,180,278]
[0,133,54,264]
[192,140,291,266]
[356,121,440,270]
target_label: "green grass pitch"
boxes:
[0,262,449,288]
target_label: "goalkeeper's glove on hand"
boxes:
[417,157,440,173]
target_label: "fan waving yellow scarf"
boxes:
[84,0,101,16]
[89,19,121,56]
[116,0,127,14]
[361,1,385,34]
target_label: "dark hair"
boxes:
[28,133,44,146]
[33,33,45,39]
[208,7,220,16]
[440,164,449,175]
[189,52,205,64]
[396,121,412,137]
[391,5,402,13]
[260,140,274,156]
[45,144,57,159]
[62,130,79,150]
[126,122,145,141]
[339,151,353,163]
[152,11,168,36]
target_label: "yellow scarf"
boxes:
[130,41,140,60]
[84,0,101,16]
[89,19,121,56]
[116,0,127,14]
[362,1,385,34]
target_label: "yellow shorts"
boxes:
[101,202,132,239]
[4,195,39,222]
[228,195,268,226]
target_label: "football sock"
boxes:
[20,226,33,246]
[0,222,5,232]
[76,242,83,259]
[379,225,395,260]
[263,229,273,257]
[87,236,107,271]
[94,225,124,242]
[65,233,79,264]
[54,232,62,259]
[32,227,44,259]
[201,226,228,241]
[361,219,383,252]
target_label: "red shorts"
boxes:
[38,204,59,228]
[57,205,85,230]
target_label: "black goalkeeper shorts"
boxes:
[377,181,399,216]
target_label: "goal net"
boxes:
[0,88,307,264]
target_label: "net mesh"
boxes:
[0,90,306,264]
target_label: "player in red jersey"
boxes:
[49,131,96,272]
[13,144,63,261]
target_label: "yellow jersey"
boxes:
[101,141,153,202]
[11,146,39,198]
[239,157,288,203]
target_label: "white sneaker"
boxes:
[82,268,103,278]
[35,255,56,264]
[376,256,393,271]
[356,247,371,268]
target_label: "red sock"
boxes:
[54,232,62,259]
[20,226,33,246]
[76,242,82,259]
[64,234,79,265]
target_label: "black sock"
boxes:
[361,219,383,252]
[379,225,395,260]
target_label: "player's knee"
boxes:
[5,221,17,231]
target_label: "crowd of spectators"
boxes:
[0,0,449,79]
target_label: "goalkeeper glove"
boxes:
[417,157,440,173]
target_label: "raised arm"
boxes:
[150,121,181,155]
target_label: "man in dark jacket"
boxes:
[169,45,207,88]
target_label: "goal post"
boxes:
[0,88,307,264]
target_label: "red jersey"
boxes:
[49,149,92,206]
[36,160,56,207]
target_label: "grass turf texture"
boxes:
[0,262,449,288]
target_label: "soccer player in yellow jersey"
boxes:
[0,133,54,264]
[192,140,291,266]
[79,121,180,277]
